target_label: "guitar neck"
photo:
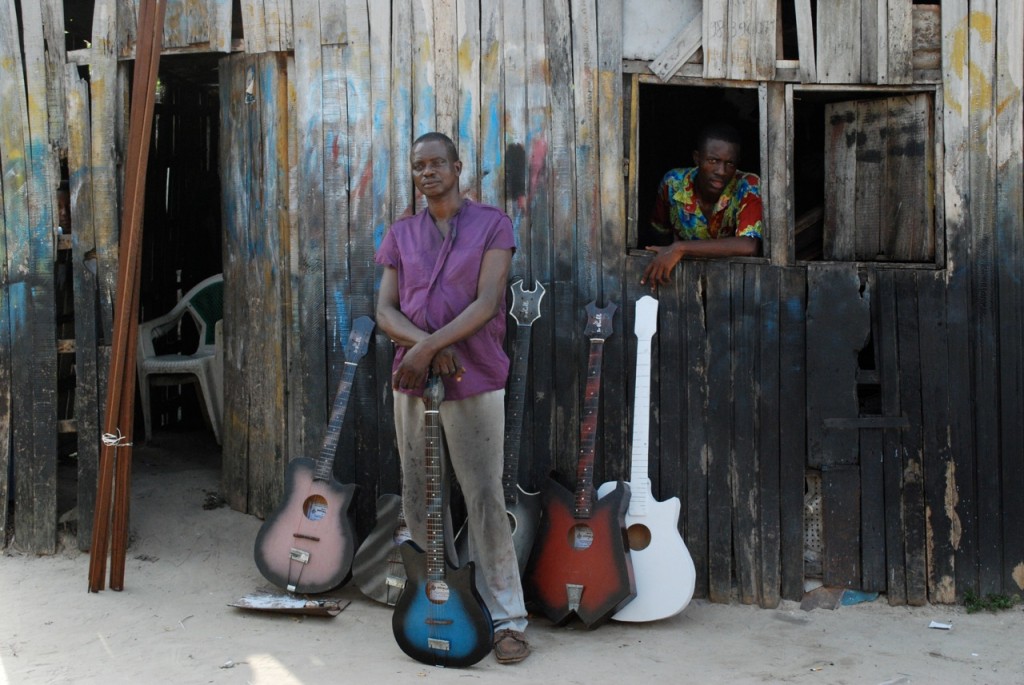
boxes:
[424,390,446,581]
[629,335,654,509]
[501,323,533,503]
[314,360,358,481]
[574,337,606,518]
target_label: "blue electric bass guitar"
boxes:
[392,375,493,668]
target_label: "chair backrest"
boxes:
[187,276,224,346]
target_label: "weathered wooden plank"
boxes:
[896,273,927,605]
[884,94,934,261]
[186,0,210,52]
[219,54,251,512]
[917,272,956,603]
[861,0,881,83]
[793,0,817,82]
[874,269,907,604]
[65,65,101,551]
[455,0,480,199]
[502,0,529,281]
[321,38,351,402]
[366,0,395,498]
[968,0,1001,597]
[822,101,859,260]
[822,464,861,588]
[0,0,30,549]
[390,0,413,218]
[855,99,886,260]
[411,0,436,143]
[702,0,728,79]
[859,425,886,592]
[991,0,1024,593]
[162,0,187,48]
[996,0,1024,598]
[732,264,759,605]
[758,266,781,607]
[290,0,327,476]
[570,0,599,303]
[521,0,550,488]
[344,0,378,531]
[596,0,627,478]
[116,0,138,57]
[433,0,458,138]
[545,0,576,475]
[705,261,732,603]
[650,10,702,83]
[478,0,504,207]
[778,267,806,601]
[239,0,267,53]
[806,264,869,469]
[16,0,60,554]
[763,83,792,265]
[940,0,976,601]
[817,0,861,83]
[209,0,232,52]
[885,0,913,84]
[319,0,347,45]
[726,0,776,81]
[41,0,67,150]
[683,260,709,599]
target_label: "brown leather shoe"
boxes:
[493,629,530,664]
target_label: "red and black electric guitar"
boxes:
[525,300,636,628]
[252,316,373,594]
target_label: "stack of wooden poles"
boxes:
[87,0,166,593]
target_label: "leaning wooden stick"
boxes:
[87,0,166,593]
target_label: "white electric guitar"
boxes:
[597,295,695,621]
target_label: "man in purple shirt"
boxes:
[375,132,529,664]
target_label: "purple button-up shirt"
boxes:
[375,200,516,400]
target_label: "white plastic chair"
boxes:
[136,274,224,444]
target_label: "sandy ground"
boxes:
[2,430,1023,685]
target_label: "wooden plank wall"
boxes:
[3,0,1024,608]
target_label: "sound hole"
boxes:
[507,511,518,535]
[393,524,411,545]
[627,523,652,551]
[568,524,594,551]
[426,580,450,604]
[303,494,328,521]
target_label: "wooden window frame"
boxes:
[625,72,945,270]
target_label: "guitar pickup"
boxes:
[566,583,584,612]
[290,548,310,564]
[427,638,451,652]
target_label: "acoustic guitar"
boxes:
[392,375,494,668]
[252,316,373,594]
[597,295,695,621]
[352,493,411,606]
[455,278,544,573]
[525,301,636,628]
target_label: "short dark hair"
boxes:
[695,123,742,153]
[412,132,460,163]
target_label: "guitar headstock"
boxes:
[346,316,376,362]
[423,374,445,407]
[583,300,617,340]
[509,279,545,326]
[634,295,659,340]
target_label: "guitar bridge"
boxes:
[290,548,310,564]
[566,583,584,612]
[427,638,451,652]
[386,575,406,590]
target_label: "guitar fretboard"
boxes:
[424,384,446,580]
[501,322,532,504]
[574,338,606,518]
[315,361,358,482]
